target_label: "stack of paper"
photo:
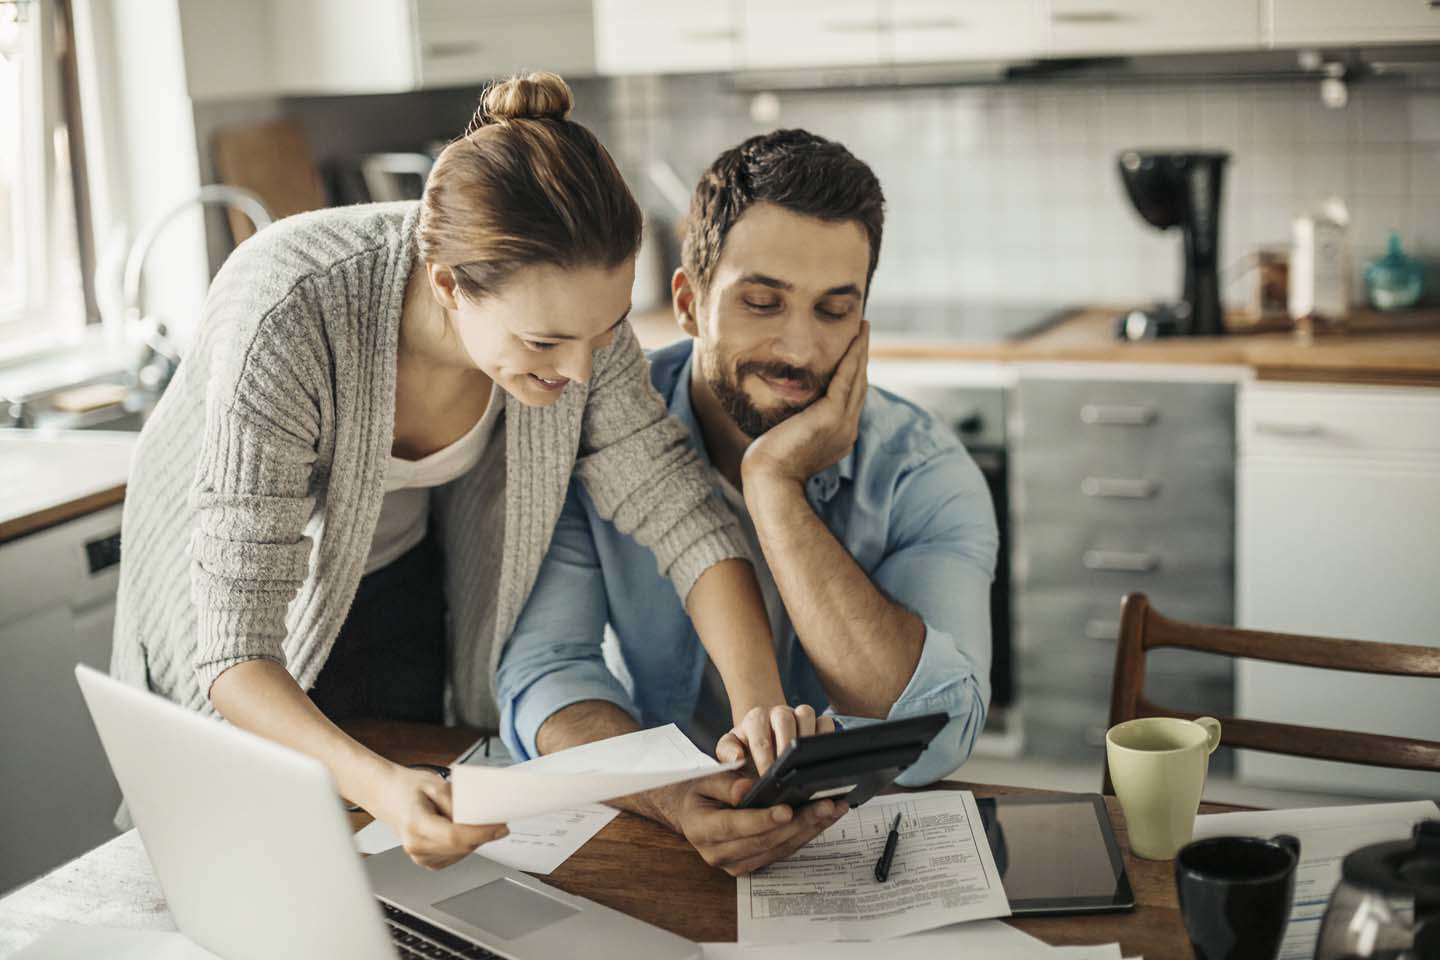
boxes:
[705,921,1130,958]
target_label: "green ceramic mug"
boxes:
[1106,716,1222,861]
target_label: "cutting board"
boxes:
[211,120,328,243]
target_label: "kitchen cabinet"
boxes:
[742,0,888,70]
[1236,382,1440,798]
[891,0,1046,63]
[180,0,594,99]
[1045,0,1262,56]
[594,0,742,75]
[1011,373,1238,768]
[1267,0,1440,47]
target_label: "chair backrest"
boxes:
[1102,592,1440,795]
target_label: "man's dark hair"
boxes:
[681,129,885,298]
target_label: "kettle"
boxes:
[1315,820,1440,960]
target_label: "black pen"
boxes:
[873,812,902,882]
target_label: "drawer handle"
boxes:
[1082,476,1159,499]
[1083,549,1160,572]
[895,17,964,30]
[1080,403,1157,426]
[824,19,886,34]
[1085,619,1119,642]
[1252,420,1327,438]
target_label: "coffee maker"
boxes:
[1116,150,1230,339]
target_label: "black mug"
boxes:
[1175,834,1301,960]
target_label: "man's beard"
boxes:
[703,352,830,439]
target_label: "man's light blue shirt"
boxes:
[496,339,998,786]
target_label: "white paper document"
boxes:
[354,804,620,874]
[1193,799,1439,960]
[736,789,1011,943]
[451,724,738,824]
[704,920,1123,958]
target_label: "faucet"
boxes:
[122,184,273,395]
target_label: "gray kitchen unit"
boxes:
[1009,369,1240,772]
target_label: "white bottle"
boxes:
[1289,198,1350,322]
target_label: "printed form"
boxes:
[737,789,1011,943]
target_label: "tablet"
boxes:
[975,794,1135,915]
[736,713,948,810]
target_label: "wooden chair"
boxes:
[1102,592,1440,795]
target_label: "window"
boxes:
[0,0,86,352]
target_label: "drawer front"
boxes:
[1017,588,1233,697]
[1015,377,1235,460]
[1013,517,1234,597]
[1014,446,1233,525]
[1240,383,1440,460]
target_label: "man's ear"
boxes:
[427,262,462,312]
[672,268,700,338]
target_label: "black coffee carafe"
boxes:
[1116,150,1230,339]
[1315,820,1440,960]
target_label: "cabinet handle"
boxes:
[1080,403,1157,426]
[1083,549,1160,572]
[1084,619,1119,642]
[682,28,740,42]
[1051,9,1131,24]
[424,42,483,58]
[894,17,964,30]
[824,19,886,34]
[1252,420,1327,438]
[1082,476,1159,499]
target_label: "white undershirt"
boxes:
[365,384,503,574]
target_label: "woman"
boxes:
[112,73,786,868]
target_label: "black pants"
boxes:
[309,534,447,724]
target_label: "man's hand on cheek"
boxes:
[667,772,848,877]
[741,321,869,488]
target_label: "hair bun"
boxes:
[476,71,574,126]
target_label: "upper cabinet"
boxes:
[1267,0,1440,47]
[742,0,889,70]
[891,0,1046,63]
[181,0,594,99]
[594,0,742,75]
[1046,0,1262,55]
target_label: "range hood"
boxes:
[727,44,1440,93]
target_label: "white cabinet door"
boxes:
[891,0,1046,62]
[594,0,743,75]
[1236,383,1440,798]
[742,0,888,70]
[1045,0,1261,55]
[1268,0,1440,46]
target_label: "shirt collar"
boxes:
[665,344,855,504]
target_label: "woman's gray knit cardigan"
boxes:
[111,202,745,730]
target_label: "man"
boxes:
[496,129,997,876]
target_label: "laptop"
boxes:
[73,664,699,960]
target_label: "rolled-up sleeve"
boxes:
[189,313,322,696]
[830,446,998,786]
[573,322,746,603]
[497,484,640,761]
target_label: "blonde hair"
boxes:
[418,71,642,299]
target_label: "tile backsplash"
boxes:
[594,75,1440,310]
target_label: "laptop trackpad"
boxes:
[433,877,580,941]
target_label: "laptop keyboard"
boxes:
[382,901,504,960]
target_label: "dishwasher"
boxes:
[0,504,125,894]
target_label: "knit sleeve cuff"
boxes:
[656,496,749,604]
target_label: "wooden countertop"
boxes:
[632,306,1440,387]
[0,431,135,544]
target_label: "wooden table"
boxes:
[346,721,1232,960]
